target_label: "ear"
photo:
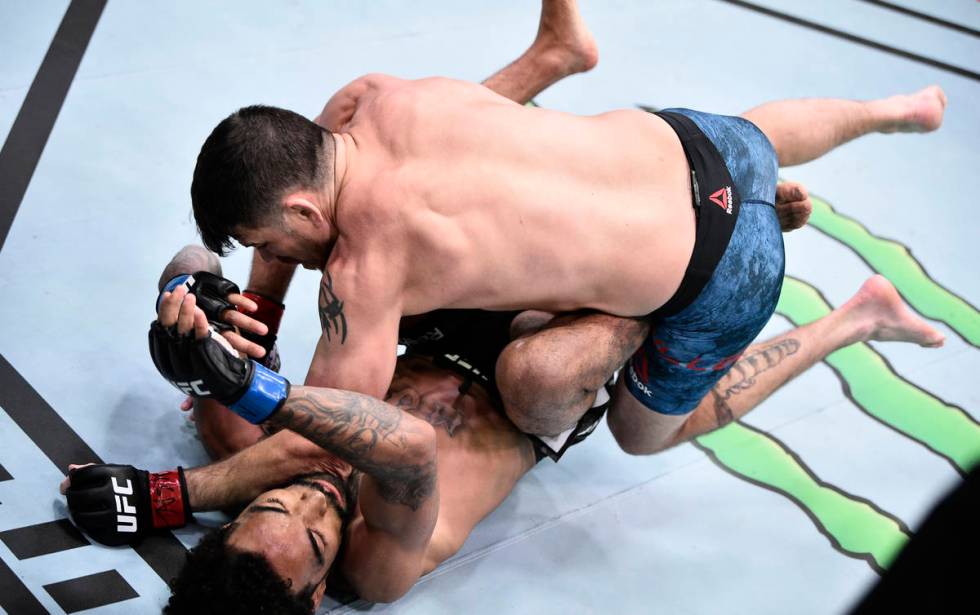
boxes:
[311,577,328,608]
[282,193,324,228]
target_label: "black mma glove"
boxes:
[148,320,289,424]
[156,271,240,332]
[65,464,191,546]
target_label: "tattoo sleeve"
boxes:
[318,272,348,344]
[267,387,436,510]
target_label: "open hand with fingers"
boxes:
[156,272,283,369]
[150,284,290,424]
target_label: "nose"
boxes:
[299,489,329,516]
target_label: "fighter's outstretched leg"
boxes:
[607,275,945,455]
[742,85,947,167]
[481,0,598,105]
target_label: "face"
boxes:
[236,202,331,271]
[226,474,349,605]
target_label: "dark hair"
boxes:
[191,105,333,255]
[164,525,317,615]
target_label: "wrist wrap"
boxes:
[147,468,191,529]
[240,291,284,334]
[229,362,290,424]
[157,274,192,312]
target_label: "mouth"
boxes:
[293,473,347,513]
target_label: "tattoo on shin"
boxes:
[386,378,465,437]
[318,272,348,344]
[708,338,801,426]
[270,389,435,510]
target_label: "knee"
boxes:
[496,338,572,417]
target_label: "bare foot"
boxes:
[879,85,947,133]
[843,275,945,347]
[532,0,599,77]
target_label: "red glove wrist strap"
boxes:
[240,291,284,334]
[148,469,189,529]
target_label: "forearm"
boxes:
[267,385,436,510]
[245,250,295,302]
[183,430,331,511]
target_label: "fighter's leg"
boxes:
[481,0,597,105]
[497,311,648,436]
[742,86,947,167]
[158,245,266,460]
[608,275,945,454]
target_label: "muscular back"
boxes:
[333,76,696,317]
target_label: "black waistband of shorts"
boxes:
[405,349,502,400]
[649,111,741,319]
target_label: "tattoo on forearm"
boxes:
[706,338,801,428]
[270,389,435,510]
[386,378,465,437]
[319,272,348,344]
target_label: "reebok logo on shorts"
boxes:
[709,186,733,214]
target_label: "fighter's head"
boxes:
[165,472,355,614]
[192,105,336,270]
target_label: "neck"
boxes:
[326,133,354,230]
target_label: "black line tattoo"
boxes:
[319,272,348,344]
[710,388,735,426]
[269,389,435,510]
[708,338,801,428]
[386,379,465,437]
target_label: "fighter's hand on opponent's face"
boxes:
[774,181,812,232]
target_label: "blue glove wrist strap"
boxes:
[156,274,192,312]
[230,362,290,424]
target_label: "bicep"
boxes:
[305,270,401,397]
